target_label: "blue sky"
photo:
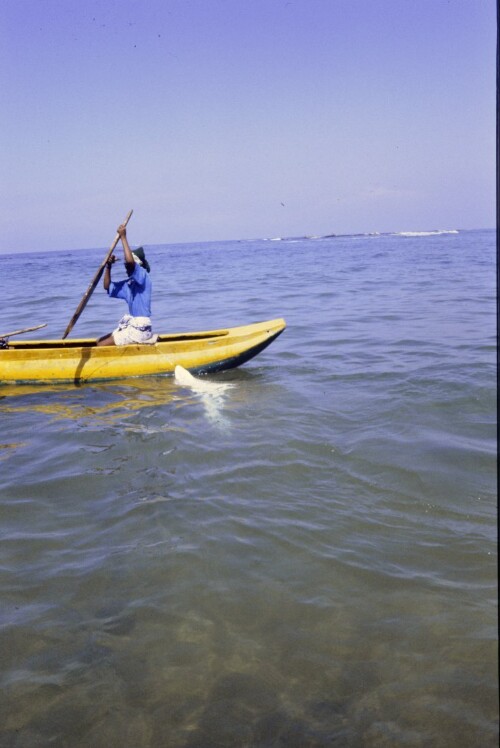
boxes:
[0,0,495,253]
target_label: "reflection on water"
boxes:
[0,368,256,434]
[0,377,178,425]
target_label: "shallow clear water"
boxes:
[0,230,497,747]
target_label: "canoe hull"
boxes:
[0,319,286,384]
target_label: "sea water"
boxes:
[0,229,497,747]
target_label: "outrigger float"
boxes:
[0,318,286,384]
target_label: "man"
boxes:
[97,223,157,346]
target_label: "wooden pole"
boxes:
[0,323,47,340]
[62,210,133,339]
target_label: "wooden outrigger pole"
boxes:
[0,323,47,343]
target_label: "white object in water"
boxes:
[174,365,234,430]
[174,365,233,394]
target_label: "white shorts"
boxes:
[112,315,158,346]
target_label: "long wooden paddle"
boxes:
[62,210,133,339]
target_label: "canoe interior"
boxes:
[5,330,228,350]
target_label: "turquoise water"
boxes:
[0,229,497,747]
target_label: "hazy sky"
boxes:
[0,0,495,253]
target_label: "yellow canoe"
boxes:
[0,318,286,384]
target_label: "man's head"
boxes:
[125,246,151,275]
[132,247,150,273]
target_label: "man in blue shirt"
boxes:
[97,223,157,346]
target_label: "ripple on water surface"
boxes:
[0,231,497,746]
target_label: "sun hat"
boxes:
[132,247,150,273]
